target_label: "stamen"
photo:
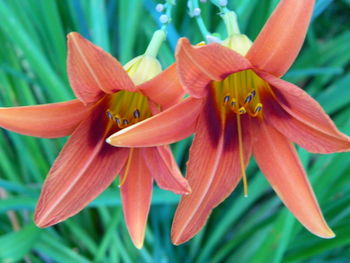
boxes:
[133,109,141,119]
[122,119,129,125]
[238,107,246,115]
[244,90,256,104]
[115,118,121,125]
[223,95,230,104]
[119,148,134,187]
[106,110,114,120]
[244,94,252,104]
[254,103,263,113]
[231,98,237,107]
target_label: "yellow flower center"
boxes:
[210,69,271,196]
[211,69,270,120]
[106,90,152,129]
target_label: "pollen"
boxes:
[106,91,152,129]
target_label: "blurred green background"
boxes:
[0,0,350,262]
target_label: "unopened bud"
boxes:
[155,4,164,13]
[218,0,227,6]
[193,7,201,16]
[159,14,169,24]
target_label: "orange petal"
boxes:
[171,98,252,245]
[120,148,153,249]
[34,102,129,227]
[252,121,335,238]
[107,97,203,147]
[138,63,185,109]
[142,146,191,195]
[67,32,135,104]
[247,0,315,77]
[176,38,251,98]
[0,99,90,138]
[260,71,350,153]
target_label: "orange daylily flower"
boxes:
[0,32,190,248]
[106,0,350,244]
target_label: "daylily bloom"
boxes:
[106,0,350,244]
[0,32,190,248]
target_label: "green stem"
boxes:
[222,11,240,36]
[192,0,210,40]
[144,29,166,57]
[209,0,240,36]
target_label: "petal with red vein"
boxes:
[120,148,153,249]
[107,97,203,147]
[0,99,90,138]
[260,72,350,153]
[139,64,185,109]
[142,146,190,195]
[176,38,251,98]
[67,32,135,104]
[171,104,252,245]
[247,0,315,77]
[34,102,129,227]
[253,121,335,238]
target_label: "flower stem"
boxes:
[144,29,166,57]
[191,0,211,40]
[210,0,240,36]
[222,11,240,36]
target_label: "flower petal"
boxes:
[0,100,90,138]
[252,121,335,238]
[176,38,251,98]
[120,148,153,249]
[67,32,136,104]
[34,102,129,227]
[260,72,350,153]
[107,97,203,147]
[142,146,191,195]
[247,0,315,77]
[138,64,185,109]
[171,99,252,245]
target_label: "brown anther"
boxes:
[254,103,263,113]
[231,98,237,107]
[238,107,246,115]
[133,109,141,119]
[244,94,253,104]
[223,95,230,104]
[106,111,114,120]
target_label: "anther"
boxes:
[231,98,237,107]
[106,111,114,120]
[244,90,256,104]
[254,103,263,113]
[123,119,129,126]
[223,95,230,104]
[244,94,252,104]
[115,118,121,125]
[238,107,246,115]
[133,109,140,119]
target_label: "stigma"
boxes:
[211,69,268,118]
[106,91,152,129]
